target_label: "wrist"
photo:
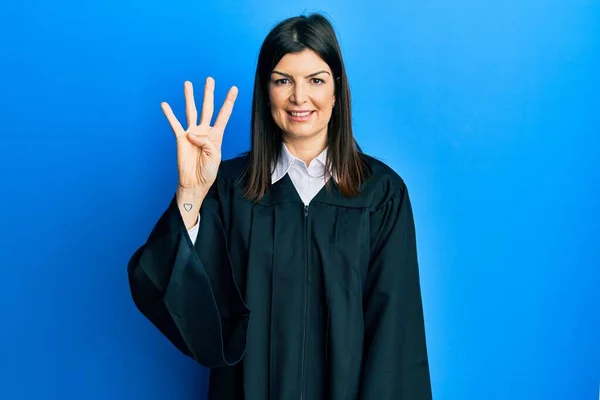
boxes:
[176,185,209,199]
[176,186,207,230]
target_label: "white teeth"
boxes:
[290,111,311,117]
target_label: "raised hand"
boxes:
[161,78,238,191]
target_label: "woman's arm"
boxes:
[359,184,432,399]
[127,177,250,368]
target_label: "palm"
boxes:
[161,78,238,189]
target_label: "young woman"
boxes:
[128,13,432,400]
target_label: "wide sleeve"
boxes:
[359,184,432,399]
[127,177,250,368]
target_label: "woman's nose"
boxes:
[290,84,308,104]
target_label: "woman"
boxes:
[128,13,432,400]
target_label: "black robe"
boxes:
[127,153,432,399]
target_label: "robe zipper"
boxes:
[300,204,310,400]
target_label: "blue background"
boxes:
[1,0,598,399]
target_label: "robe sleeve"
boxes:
[359,183,432,399]
[127,176,250,368]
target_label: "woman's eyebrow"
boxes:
[271,70,331,78]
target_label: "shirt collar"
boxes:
[271,143,334,184]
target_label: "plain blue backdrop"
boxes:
[1,0,598,399]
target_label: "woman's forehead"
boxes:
[272,50,331,75]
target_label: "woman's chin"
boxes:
[281,124,326,139]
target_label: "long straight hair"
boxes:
[241,13,371,202]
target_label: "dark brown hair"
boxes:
[241,13,371,202]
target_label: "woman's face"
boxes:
[268,49,335,141]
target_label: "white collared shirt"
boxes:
[188,144,332,244]
[272,143,332,205]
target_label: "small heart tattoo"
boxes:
[183,203,193,212]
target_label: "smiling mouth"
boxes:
[287,111,315,117]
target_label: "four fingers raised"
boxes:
[161,77,237,137]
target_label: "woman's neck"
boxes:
[283,131,328,165]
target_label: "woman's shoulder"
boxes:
[359,153,409,211]
[215,151,409,211]
[217,153,250,183]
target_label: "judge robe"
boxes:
[127,153,432,399]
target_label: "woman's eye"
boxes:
[274,77,325,86]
